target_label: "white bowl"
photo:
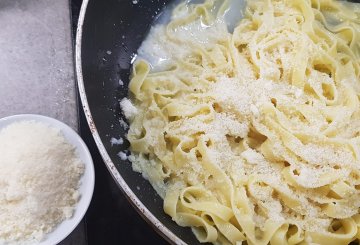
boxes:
[0,114,95,245]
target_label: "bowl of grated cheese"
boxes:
[0,114,95,245]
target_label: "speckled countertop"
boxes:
[0,0,77,128]
[0,0,85,244]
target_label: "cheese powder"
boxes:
[0,121,84,244]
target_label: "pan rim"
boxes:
[74,1,186,244]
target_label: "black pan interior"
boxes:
[80,0,202,244]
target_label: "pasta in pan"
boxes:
[124,0,360,244]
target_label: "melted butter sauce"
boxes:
[136,0,246,71]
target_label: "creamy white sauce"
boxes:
[137,26,173,71]
[136,0,245,72]
[224,0,246,32]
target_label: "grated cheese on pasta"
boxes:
[125,0,360,244]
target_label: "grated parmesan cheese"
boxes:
[110,137,123,146]
[119,119,128,129]
[117,151,128,161]
[0,121,84,244]
[120,98,138,119]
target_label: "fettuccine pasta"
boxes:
[124,0,360,244]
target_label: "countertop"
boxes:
[0,0,77,128]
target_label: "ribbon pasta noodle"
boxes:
[124,0,360,244]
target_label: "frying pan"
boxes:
[75,0,360,244]
[75,0,202,244]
